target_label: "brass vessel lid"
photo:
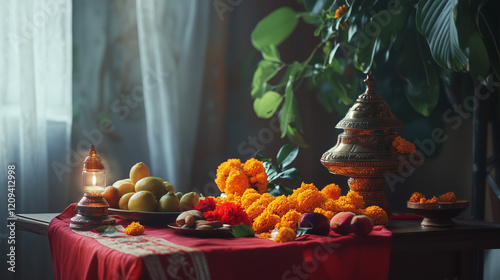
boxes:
[335,73,403,130]
[83,145,104,170]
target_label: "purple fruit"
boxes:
[350,215,373,236]
[298,212,330,236]
[330,211,356,235]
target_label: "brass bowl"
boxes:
[407,201,469,227]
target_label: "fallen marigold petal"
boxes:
[124,222,145,236]
[274,227,296,243]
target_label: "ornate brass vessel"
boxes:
[321,73,405,216]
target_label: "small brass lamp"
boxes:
[70,145,115,230]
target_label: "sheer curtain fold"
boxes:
[136,0,210,191]
[0,0,71,278]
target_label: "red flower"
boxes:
[195,197,217,212]
[204,202,250,226]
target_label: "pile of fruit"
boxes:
[102,162,199,212]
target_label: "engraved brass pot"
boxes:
[321,73,406,216]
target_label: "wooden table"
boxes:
[16,214,500,280]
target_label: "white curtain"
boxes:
[0,0,72,279]
[136,0,210,190]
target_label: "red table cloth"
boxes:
[49,204,392,280]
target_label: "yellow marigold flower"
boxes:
[336,197,357,213]
[243,188,258,196]
[274,227,296,243]
[259,232,271,239]
[392,136,416,154]
[241,192,261,210]
[250,172,268,194]
[439,191,457,202]
[253,211,281,234]
[409,192,425,203]
[425,196,439,204]
[334,4,349,19]
[297,189,326,213]
[419,197,426,204]
[124,222,145,236]
[363,206,388,226]
[314,208,335,220]
[266,195,293,217]
[215,159,242,193]
[321,183,341,200]
[275,209,302,231]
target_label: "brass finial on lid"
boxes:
[83,145,104,170]
[364,72,376,94]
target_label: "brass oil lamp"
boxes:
[321,73,405,216]
[70,145,115,230]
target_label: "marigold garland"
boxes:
[275,209,302,231]
[253,211,281,234]
[124,222,145,236]
[206,176,391,242]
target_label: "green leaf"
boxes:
[232,224,255,238]
[353,12,383,73]
[278,167,301,180]
[303,0,334,14]
[253,91,283,118]
[296,227,312,238]
[416,0,468,72]
[403,66,440,117]
[325,67,352,105]
[261,45,281,62]
[468,32,490,82]
[251,60,281,98]
[95,226,123,237]
[251,7,298,51]
[287,125,309,148]
[276,144,299,168]
[279,79,299,138]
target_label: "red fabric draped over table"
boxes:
[49,204,392,280]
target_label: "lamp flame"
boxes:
[92,174,97,186]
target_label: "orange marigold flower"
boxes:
[266,195,293,217]
[321,198,340,213]
[124,222,145,236]
[314,208,335,220]
[363,206,388,226]
[224,193,243,205]
[392,136,416,154]
[321,183,341,200]
[274,227,296,243]
[225,169,251,196]
[275,209,302,231]
[297,189,326,213]
[244,158,268,194]
[253,211,281,234]
[425,196,439,204]
[259,232,271,239]
[215,159,242,193]
[439,191,457,202]
[246,193,275,222]
[334,4,349,19]
[409,192,425,203]
[241,192,261,210]
[345,191,364,209]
